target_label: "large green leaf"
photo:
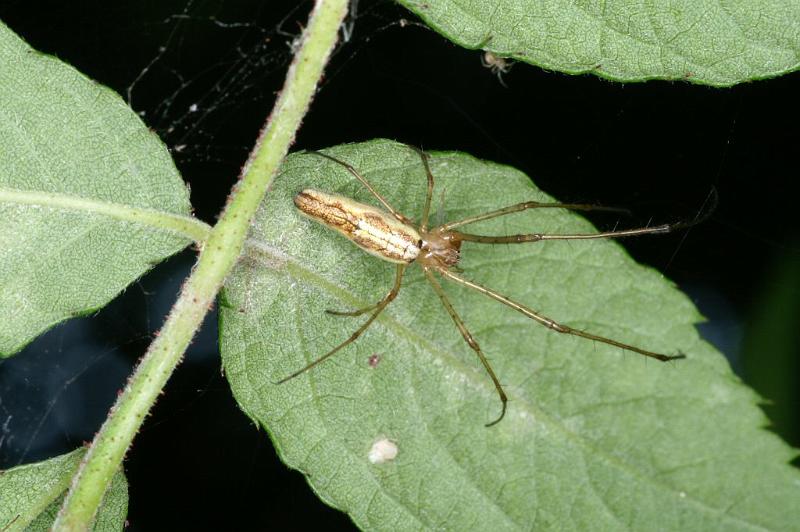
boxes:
[0,449,127,531]
[0,21,200,356]
[220,140,800,530]
[397,0,800,86]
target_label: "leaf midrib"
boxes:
[0,187,210,242]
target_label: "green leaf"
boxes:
[397,0,800,86]
[0,449,128,531]
[220,139,800,530]
[0,21,203,356]
[742,255,800,446]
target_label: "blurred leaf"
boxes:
[0,449,127,531]
[0,21,196,356]
[742,254,800,447]
[397,0,800,86]
[220,139,800,530]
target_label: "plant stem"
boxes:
[52,0,349,528]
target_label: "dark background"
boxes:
[1,0,798,530]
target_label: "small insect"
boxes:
[279,146,710,426]
[481,51,513,87]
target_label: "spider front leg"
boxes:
[440,200,630,231]
[276,264,406,383]
[445,187,717,242]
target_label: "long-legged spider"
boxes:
[279,146,710,426]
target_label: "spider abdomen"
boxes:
[294,189,421,264]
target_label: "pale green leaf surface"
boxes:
[0,21,195,356]
[220,140,800,530]
[397,0,800,86]
[0,449,128,531]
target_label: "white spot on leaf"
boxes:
[368,437,398,464]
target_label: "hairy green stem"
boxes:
[52,0,348,528]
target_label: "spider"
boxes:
[481,51,513,87]
[278,146,709,426]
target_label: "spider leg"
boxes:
[437,267,685,363]
[448,187,717,243]
[424,268,508,427]
[453,223,673,244]
[441,200,630,230]
[275,264,406,383]
[309,150,412,224]
[326,302,381,317]
[406,145,435,231]
[495,69,509,89]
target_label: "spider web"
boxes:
[125,0,301,167]
[0,0,414,484]
[0,253,202,467]
[123,0,414,171]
